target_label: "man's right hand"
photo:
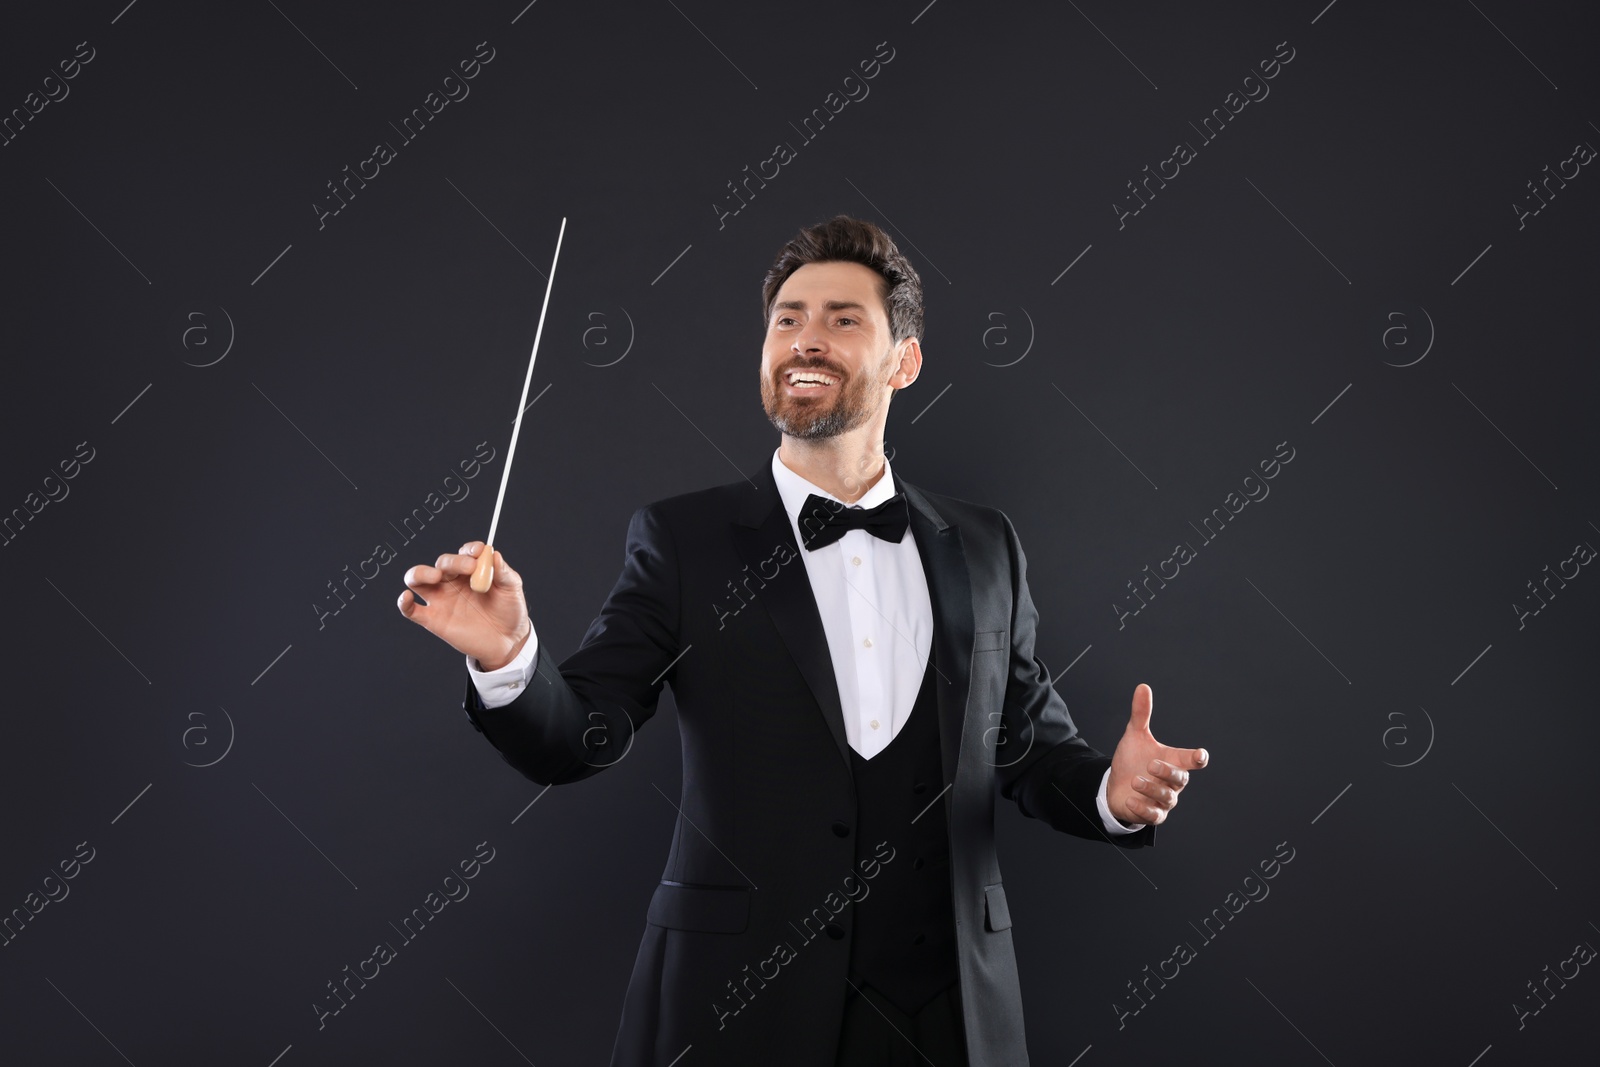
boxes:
[398,542,530,671]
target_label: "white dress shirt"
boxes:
[467,447,1142,834]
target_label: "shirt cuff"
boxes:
[466,627,539,710]
[1097,766,1145,834]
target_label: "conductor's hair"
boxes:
[761,215,924,344]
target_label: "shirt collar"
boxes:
[770,446,898,537]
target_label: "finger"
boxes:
[1151,745,1208,777]
[433,552,479,576]
[1143,759,1185,787]
[1127,799,1166,825]
[404,563,451,588]
[1134,774,1179,809]
[1128,683,1152,734]
[425,550,499,580]
[396,587,431,628]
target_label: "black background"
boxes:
[2,1,1597,1063]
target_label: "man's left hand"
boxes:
[1107,683,1208,827]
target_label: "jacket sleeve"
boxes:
[460,503,682,786]
[992,511,1155,850]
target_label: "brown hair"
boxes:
[761,215,924,344]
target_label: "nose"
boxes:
[793,328,825,354]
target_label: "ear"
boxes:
[890,337,922,389]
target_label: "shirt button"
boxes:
[862,637,873,648]
[852,555,862,566]
[508,680,521,689]
[870,719,880,730]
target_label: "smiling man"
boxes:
[400,215,1209,1066]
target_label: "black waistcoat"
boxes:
[845,642,960,1015]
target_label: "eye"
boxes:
[836,317,857,326]
[776,315,797,326]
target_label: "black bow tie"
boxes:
[799,491,910,551]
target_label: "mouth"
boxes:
[782,367,841,393]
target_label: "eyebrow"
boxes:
[773,299,869,313]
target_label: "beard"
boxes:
[760,355,886,440]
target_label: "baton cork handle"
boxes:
[469,544,495,594]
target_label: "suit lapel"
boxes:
[900,471,977,788]
[732,465,850,768]
[731,462,975,783]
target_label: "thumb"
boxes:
[1128,683,1152,734]
[490,548,525,591]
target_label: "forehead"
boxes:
[773,261,886,316]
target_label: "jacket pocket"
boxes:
[972,629,1008,653]
[647,881,751,934]
[983,882,1012,932]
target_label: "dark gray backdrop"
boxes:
[3,1,1596,1063]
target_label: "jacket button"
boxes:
[913,782,927,794]
[913,857,925,870]
[914,933,926,945]
[825,922,846,940]
[831,821,850,837]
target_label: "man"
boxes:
[398,216,1209,1065]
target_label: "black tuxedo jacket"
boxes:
[461,461,1154,1066]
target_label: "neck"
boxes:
[778,432,888,504]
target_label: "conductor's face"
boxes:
[760,260,899,440]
